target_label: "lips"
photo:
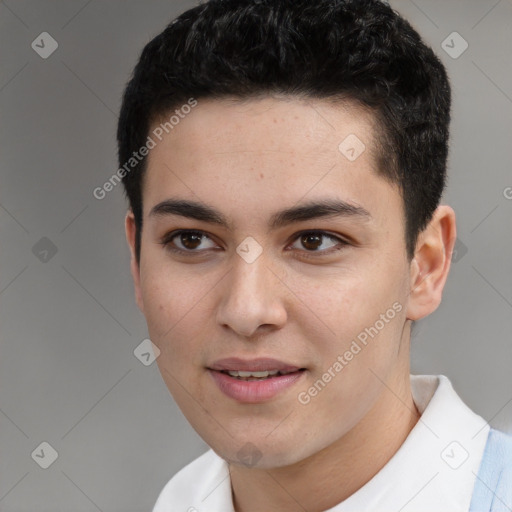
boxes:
[207,357,307,402]
[208,357,304,373]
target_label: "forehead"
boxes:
[149,96,379,164]
[142,96,401,229]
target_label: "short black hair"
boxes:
[117,0,451,263]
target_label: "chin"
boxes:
[212,435,313,470]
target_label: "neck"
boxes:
[229,365,420,512]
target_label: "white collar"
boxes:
[326,374,490,511]
[153,374,490,512]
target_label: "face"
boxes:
[127,97,420,468]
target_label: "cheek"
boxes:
[139,270,208,360]
[312,267,407,373]
[142,274,214,407]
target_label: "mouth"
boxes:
[208,356,305,374]
[206,358,307,402]
[216,368,306,381]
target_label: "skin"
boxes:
[125,96,456,511]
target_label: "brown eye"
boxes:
[290,230,348,254]
[301,233,323,251]
[179,232,203,250]
[161,230,217,253]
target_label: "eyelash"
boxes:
[159,229,349,258]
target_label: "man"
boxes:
[117,0,512,510]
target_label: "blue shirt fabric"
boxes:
[469,428,512,512]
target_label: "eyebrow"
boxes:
[149,198,371,231]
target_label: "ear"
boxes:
[125,210,145,313]
[406,205,456,321]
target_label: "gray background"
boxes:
[1,0,511,510]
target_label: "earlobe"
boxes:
[406,205,456,321]
[125,210,145,313]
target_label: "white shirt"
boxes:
[152,374,490,512]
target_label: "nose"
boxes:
[215,249,288,338]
